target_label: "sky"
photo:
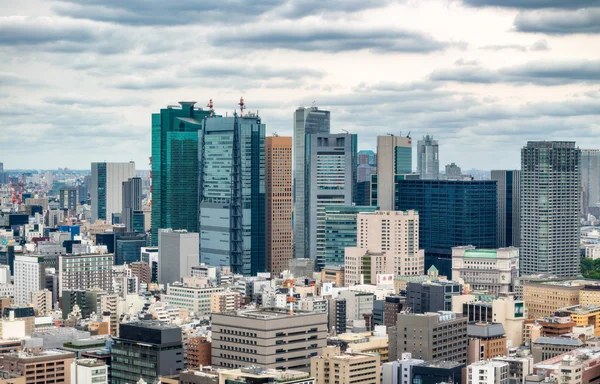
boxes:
[0,0,599,170]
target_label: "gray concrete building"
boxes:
[293,106,330,260]
[531,337,584,363]
[390,311,468,364]
[492,170,521,248]
[406,280,461,314]
[417,135,439,180]
[520,142,580,276]
[376,135,413,210]
[158,229,199,284]
[58,254,114,298]
[211,307,327,372]
[121,177,142,232]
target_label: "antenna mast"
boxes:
[238,97,245,117]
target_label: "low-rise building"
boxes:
[561,305,600,337]
[523,280,585,319]
[531,337,584,363]
[411,360,464,384]
[209,291,242,314]
[452,246,519,295]
[162,279,224,316]
[467,360,509,384]
[311,346,379,384]
[71,358,108,384]
[220,366,315,384]
[467,322,507,364]
[492,355,534,384]
[382,352,424,384]
[1,349,75,383]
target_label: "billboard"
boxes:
[322,283,333,296]
[376,274,394,286]
[514,302,524,318]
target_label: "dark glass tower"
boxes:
[151,102,211,245]
[198,113,265,275]
[395,179,497,277]
[491,170,521,248]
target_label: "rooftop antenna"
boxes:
[387,133,394,136]
[406,131,411,139]
[238,96,245,117]
[207,99,214,118]
[312,101,317,109]
[341,129,348,134]
[273,132,279,137]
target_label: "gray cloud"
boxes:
[0,72,30,87]
[43,94,149,107]
[462,0,600,9]
[514,8,600,34]
[480,39,550,51]
[430,60,600,85]
[183,63,325,80]
[211,25,450,53]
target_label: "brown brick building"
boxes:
[186,337,211,368]
[1,350,75,383]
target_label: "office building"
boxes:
[338,290,374,323]
[303,133,357,270]
[71,359,108,384]
[293,106,330,260]
[141,246,159,282]
[522,280,584,319]
[111,322,184,384]
[358,150,376,166]
[452,246,519,295]
[324,205,378,267]
[199,114,266,275]
[384,295,404,329]
[91,162,135,222]
[13,255,45,306]
[491,170,521,248]
[492,356,533,384]
[265,136,293,275]
[186,336,211,368]
[390,311,468,363]
[521,141,580,276]
[311,346,380,384]
[210,291,242,313]
[321,265,345,287]
[59,186,78,212]
[151,102,212,244]
[158,229,199,284]
[406,280,461,313]
[395,179,497,277]
[58,254,113,298]
[382,353,424,384]
[467,360,509,384]
[211,308,327,372]
[467,322,507,364]
[531,337,584,363]
[376,135,412,210]
[411,360,465,384]
[121,177,142,233]
[162,279,223,316]
[1,350,75,383]
[219,367,315,384]
[417,135,439,180]
[561,305,600,337]
[115,232,147,265]
[581,149,600,215]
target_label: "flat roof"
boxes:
[219,307,322,319]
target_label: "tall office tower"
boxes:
[520,141,581,276]
[13,255,46,306]
[581,149,600,215]
[358,149,376,166]
[491,170,521,248]
[395,180,497,277]
[91,162,135,222]
[158,229,199,284]
[199,114,265,275]
[58,254,114,297]
[305,133,357,271]
[417,135,439,180]
[0,162,5,184]
[151,102,212,245]
[121,177,142,232]
[293,106,330,260]
[59,186,78,212]
[376,135,412,210]
[265,136,293,275]
[324,205,378,267]
[345,210,424,285]
[111,322,183,384]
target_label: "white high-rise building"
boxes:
[417,135,439,180]
[14,255,45,306]
[90,162,135,222]
[158,229,199,284]
[467,360,509,384]
[344,210,424,285]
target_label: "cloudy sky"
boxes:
[1,0,599,170]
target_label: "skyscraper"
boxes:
[59,186,78,212]
[305,133,356,270]
[265,136,293,275]
[151,102,211,245]
[520,141,580,276]
[293,106,330,259]
[491,170,521,248]
[199,114,265,275]
[357,149,376,166]
[158,229,199,284]
[121,177,142,233]
[376,135,412,210]
[91,162,135,222]
[581,149,600,215]
[417,135,439,180]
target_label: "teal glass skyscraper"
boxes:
[324,205,378,266]
[151,102,211,245]
[198,113,265,275]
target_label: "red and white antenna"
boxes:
[207,99,214,118]
[238,96,245,117]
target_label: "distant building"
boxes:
[115,232,147,265]
[186,337,211,369]
[581,149,600,215]
[158,229,199,285]
[522,280,584,319]
[376,135,412,210]
[211,308,327,372]
[13,255,45,306]
[91,162,135,222]
[121,177,142,233]
[293,106,331,260]
[311,346,380,384]
[417,135,439,180]
[491,170,521,248]
[406,280,461,314]
[59,186,78,213]
[531,337,584,363]
[111,322,183,383]
[58,254,113,298]
[162,279,223,316]
[445,162,462,178]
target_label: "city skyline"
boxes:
[1,1,599,169]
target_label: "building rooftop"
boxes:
[469,360,508,368]
[533,337,584,347]
[561,305,600,315]
[75,358,105,367]
[467,322,506,338]
[221,366,311,381]
[123,321,181,330]
[417,360,464,369]
[3,349,75,360]
[219,307,323,320]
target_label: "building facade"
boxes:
[265,136,293,275]
[91,162,135,222]
[417,135,439,180]
[293,106,330,260]
[158,229,199,285]
[162,281,223,316]
[311,346,380,384]
[406,280,462,313]
[58,254,113,298]
[151,102,211,244]
[395,179,497,277]
[467,360,509,384]
[59,186,78,212]
[491,170,521,248]
[376,135,412,210]
[1,350,75,383]
[305,133,357,270]
[13,255,45,306]
[581,149,600,215]
[121,177,142,233]
[520,141,580,276]
[199,114,266,275]
[452,246,519,295]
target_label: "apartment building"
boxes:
[311,346,380,384]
